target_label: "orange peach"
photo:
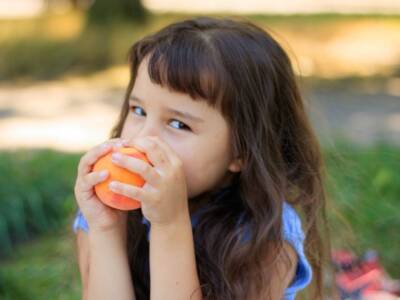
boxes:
[92,147,151,211]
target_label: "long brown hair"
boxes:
[109,16,335,299]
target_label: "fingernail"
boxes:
[109,181,117,189]
[99,170,108,178]
[112,152,122,160]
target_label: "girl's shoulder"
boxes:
[237,201,312,298]
[280,201,313,298]
[282,201,305,243]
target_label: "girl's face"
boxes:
[121,58,242,201]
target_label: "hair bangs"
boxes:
[145,33,228,109]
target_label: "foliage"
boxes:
[323,139,400,277]
[0,149,80,257]
[86,0,148,25]
[0,226,81,300]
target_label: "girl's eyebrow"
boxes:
[129,95,204,123]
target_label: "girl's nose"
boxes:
[136,118,161,140]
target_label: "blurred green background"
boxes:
[0,0,400,299]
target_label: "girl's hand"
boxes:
[74,138,130,234]
[108,136,190,228]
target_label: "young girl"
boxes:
[72,16,334,300]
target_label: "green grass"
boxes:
[0,226,81,300]
[0,149,80,257]
[323,139,400,277]
[0,139,399,298]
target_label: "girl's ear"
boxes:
[228,158,243,173]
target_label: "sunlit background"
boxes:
[0,1,399,299]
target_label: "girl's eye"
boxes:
[129,106,191,131]
[130,106,146,116]
[169,120,191,131]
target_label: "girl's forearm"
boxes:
[150,217,203,300]
[87,230,135,300]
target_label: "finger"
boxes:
[78,143,112,175]
[130,137,170,169]
[111,152,162,186]
[109,138,130,151]
[146,136,182,167]
[78,139,129,175]
[78,169,109,193]
[108,181,145,203]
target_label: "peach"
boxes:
[92,147,151,211]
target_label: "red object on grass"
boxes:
[332,249,400,298]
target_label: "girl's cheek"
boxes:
[121,119,141,139]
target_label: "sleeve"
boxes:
[282,201,313,300]
[72,208,89,234]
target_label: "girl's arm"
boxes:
[86,228,136,300]
[150,216,203,300]
[76,230,90,300]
